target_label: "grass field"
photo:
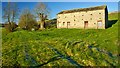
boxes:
[1,13,119,66]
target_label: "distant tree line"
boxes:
[0,23,4,27]
[2,2,57,32]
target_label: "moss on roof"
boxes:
[57,5,107,14]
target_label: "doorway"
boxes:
[67,22,70,28]
[97,20,102,29]
[84,21,88,29]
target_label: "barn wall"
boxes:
[57,9,106,29]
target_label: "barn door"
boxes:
[67,22,70,28]
[97,20,102,29]
[84,21,88,29]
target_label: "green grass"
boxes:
[2,13,119,66]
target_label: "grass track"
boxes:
[2,13,119,66]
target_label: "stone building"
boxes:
[57,5,108,29]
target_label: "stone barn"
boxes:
[57,5,108,29]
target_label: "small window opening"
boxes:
[90,18,92,20]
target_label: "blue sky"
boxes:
[1,2,118,23]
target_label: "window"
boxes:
[90,18,92,20]
[58,17,60,18]
[63,22,65,25]
[74,19,75,21]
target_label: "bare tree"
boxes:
[2,2,19,23]
[2,2,19,32]
[34,2,50,29]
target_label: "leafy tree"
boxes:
[18,8,38,30]
[35,2,50,29]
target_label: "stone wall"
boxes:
[57,9,106,29]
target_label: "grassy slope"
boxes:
[2,13,118,66]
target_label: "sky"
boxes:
[0,2,118,23]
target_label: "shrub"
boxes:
[18,9,38,31]
[4,22,18,32]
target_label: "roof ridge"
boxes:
[63,5,106,11]
[57,5,107,14]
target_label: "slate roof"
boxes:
[57,5,107,14]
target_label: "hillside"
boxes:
[1,13,119,67]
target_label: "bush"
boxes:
[18,9,39,31]
[14,27,24,31]
[4,22,18,32]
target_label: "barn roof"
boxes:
[57,5,107,15]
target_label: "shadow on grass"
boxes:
[34,45,83,67]
[107,20,118,28]
[35,56,61,67]
[47,45,83,67]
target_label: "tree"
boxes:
[2,2,19,32]
[18,8,38,30]
[34,2,50,29]
[3,2,19,23]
